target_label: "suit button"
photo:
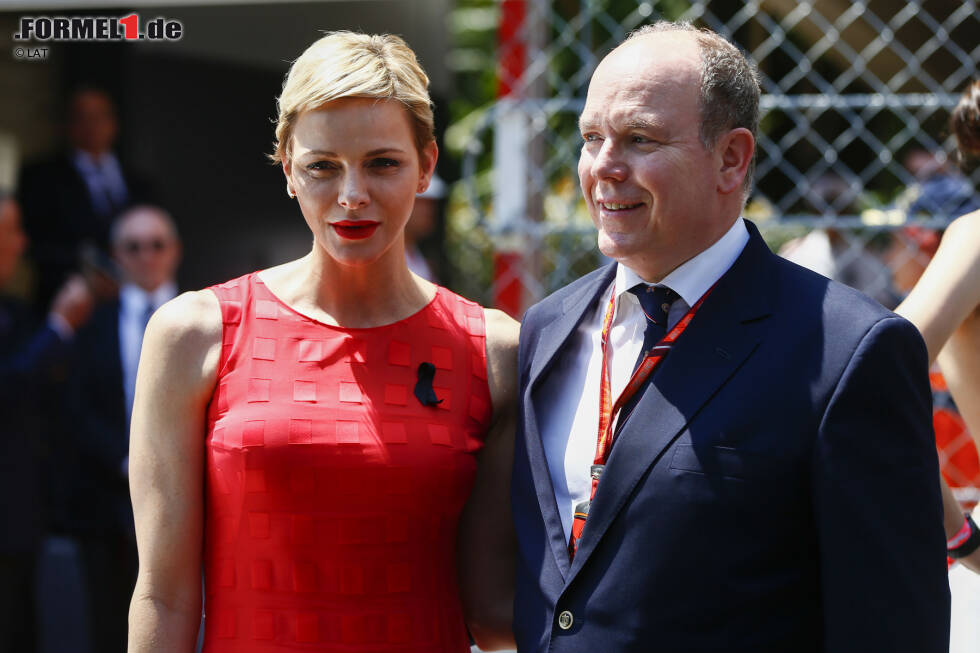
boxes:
[557,610,574,630]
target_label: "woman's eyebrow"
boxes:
[364,148,408,156]
[301,148,408,157]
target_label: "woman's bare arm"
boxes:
[895,211,980,571]
[896,211,980,365]
[937,310,980,455]
[128,290,222,652]
[457,308,520,651]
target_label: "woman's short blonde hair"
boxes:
[271,31,435,165]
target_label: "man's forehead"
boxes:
[579,99,665,130]
[581,49,700,128]
[119,211,173,238]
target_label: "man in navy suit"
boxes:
[18,87,154,315]
[0,191,93,651]
[67,205,180,653]
[511,22,949,652]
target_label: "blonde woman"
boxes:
[128,33,517,652]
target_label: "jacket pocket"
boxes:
[668,443,783,481]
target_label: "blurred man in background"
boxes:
[0,190,93,652]
[67,205,180,653]
[405,172,446,282]
[18,87,154,315]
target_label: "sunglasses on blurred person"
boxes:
[122,238,170,255]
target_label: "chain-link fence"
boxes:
[445,0,980,500]
[447,0,980,311]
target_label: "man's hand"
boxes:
[50,274,94,330]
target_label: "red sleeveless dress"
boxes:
[202,272,492,651]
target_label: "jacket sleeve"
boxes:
[0,322,69,396]
[812,315,949,652]
[66,326,129,475]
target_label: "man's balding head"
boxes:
[111,206,180,292]
[577,22,758,282]
[616,22,761,194]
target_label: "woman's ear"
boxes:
[418,140,439,194]
[283,158,296,198]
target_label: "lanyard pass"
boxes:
[568,280,716,561]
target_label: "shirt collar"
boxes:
[73,149,121,174]
[615,217,749,307]
[120,281,177,313]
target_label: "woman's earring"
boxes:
[286,185,296,199]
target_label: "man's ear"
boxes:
[716,128,755,195]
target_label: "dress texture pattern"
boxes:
[202,272,492,651]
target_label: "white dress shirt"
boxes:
[119,281,176,426]
[538,218,750,540]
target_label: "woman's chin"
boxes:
[316,240,388,269]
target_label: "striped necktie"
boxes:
[616,283,676,428]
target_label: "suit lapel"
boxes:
[565,224,776,582]
[524,263,616,579]
[527,264,616,394]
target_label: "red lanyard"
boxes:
[594,281,715,465]
[568,280,715,560]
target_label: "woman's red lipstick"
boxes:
[331,220,380,240]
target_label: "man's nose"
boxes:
[591,140,628,182]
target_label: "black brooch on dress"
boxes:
[414,362,443,407]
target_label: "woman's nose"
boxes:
[338,170,369,209]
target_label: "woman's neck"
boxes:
[261,242,435,329]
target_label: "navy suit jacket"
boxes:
[0,297,70,552]
[18,154,153,312]
[512,222,949,652]
[66,300,133,535]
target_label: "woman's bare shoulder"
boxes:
[946,208,980,234]
[484,308,520,354]
[482,308,520,408]
[144,289,223,366]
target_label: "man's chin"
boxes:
[597,233,634,263]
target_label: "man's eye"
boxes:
[631,135,651,144]
[582,133,601,143]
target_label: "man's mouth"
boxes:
[598,201,642,211]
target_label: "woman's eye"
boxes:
[307,161,337,171]
[370,158,400,168]
[582,133,600,143]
